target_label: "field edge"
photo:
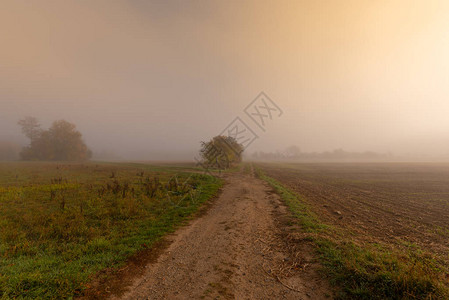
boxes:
[256,166,449,300]
[79,175,224,299]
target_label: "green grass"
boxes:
[257,168,449,299]
[258,172,327,233]
[0,162,222,299]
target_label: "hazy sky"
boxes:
[1,0,449,159]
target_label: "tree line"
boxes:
[251,145,392,161]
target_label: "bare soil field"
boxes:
[259,162,449,297]
[259,163,449,257]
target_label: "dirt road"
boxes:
[113,170,329,299]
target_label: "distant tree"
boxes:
[200,136,244,169]
[18,118,92,161]
[46,120,92,161]
[17,116,42,141]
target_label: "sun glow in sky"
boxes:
[1,0,449,159]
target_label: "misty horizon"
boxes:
[2,0,449,161]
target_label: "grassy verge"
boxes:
[0,162,222,299]
[257,169,449,299]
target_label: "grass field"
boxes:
[257,162,449,299]
[0,162,222,299]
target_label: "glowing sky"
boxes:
[1,0,449,159]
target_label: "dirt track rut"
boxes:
[113,170,329,299]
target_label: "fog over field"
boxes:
[2,0,449,160]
